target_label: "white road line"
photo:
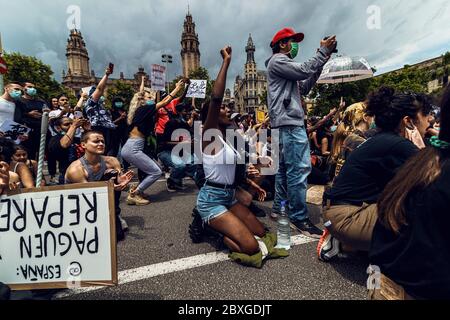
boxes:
[55,234,317,299]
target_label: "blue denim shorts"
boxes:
[197,185,237,224]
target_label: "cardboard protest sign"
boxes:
[186,80,207,99]
[81,86,93,95]
[151,64,166,91]
[0,120,31,144]
[0,182,118,290]
[256,110,266,124]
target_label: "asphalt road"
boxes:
[10,177,369,301]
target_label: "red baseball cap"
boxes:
[270,28,304,48]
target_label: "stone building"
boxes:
[233,34,267,114]
[180,10,201,78]
[62,29,150,97]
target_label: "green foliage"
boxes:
[309,79,373,116]
[105,81,135,109]
[309,63,433,116]
[258,89,267,107]
[3,52,64,103]
[170,67,214,109]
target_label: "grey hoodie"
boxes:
[265,46,331,128]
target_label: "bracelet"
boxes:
[64,134,73,142]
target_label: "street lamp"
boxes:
[161,54,173,92]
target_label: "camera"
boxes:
[324,36,338,54]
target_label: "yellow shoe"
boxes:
[127,192,150,206]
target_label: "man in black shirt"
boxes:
[48,117,86,184]
[158,103,196,192]
[17,82,49,160]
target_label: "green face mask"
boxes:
[290,42,299,59]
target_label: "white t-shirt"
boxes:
[0,97,16,127]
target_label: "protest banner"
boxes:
[151,64,166,91]
[186,80,207,99]
[81,86,93,95]
[0,182,118,290]
[0,120,31,144]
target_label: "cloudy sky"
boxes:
[1,0,450,92]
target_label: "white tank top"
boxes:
[202,136,238,186]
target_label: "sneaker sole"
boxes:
[126,201,150,206]
[319,237,340,262]
[290,222,323,239]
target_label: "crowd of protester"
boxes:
[1,28,449,300]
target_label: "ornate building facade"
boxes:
[233,34,267,114]
[180,11,201,78]
[62,29,150,97]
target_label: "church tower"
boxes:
[181,9,201,78]
[244,34,258,109]
[62,29,95,95]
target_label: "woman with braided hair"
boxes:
[331,102,374,179]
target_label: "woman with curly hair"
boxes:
[369,84,450,300]
[318,87,432,262]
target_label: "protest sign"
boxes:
[0,120,31,144]
[81,86,93,95]
[0,182,117,290]
[256,110,266,124]
[151,64,166,91]
[186,80,207,99]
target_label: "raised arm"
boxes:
[139,75,146,94]
[155,79,185,110]
[92,66,113,102]
[203,46,232,132]
[76,92,88,110]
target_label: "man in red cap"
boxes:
[265,27,337,238]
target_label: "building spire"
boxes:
[246,33,255,64]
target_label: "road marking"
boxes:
[55,234,317,299]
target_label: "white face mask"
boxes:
[405,125,426,149]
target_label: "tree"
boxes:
[308,78,373,116]
[170,67,214,109]
[309,63,433,116]
[105,81,135,109]
[258,89,267,107]
[3,52,67,104]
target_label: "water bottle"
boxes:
[276,201,291,250]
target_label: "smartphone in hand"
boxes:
[74,111,83,119]
[108,62,115,74]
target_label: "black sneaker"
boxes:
[167,178,186,192]
[249,202,267,218]
[291,219,323,239]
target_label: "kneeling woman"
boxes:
[122,76,186,205]
[197,46,287,267]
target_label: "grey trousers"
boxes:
[122,137,162,193]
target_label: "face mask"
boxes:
[146,100,156,107]
[330,125,338,133]
[290,42,299,59]
[9,90,22,100]
[26,88,37,96]
[370,122,377,130]
[115,102,124,108]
